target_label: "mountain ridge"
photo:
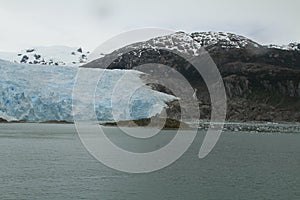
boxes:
[0,45,90,66]
[1,31,299,122]
[82,31,300,122]
[0,32,299,66]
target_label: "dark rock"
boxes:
[34,54,41,60]
[40,120,73,124]
[20,55,29,63]
[0,118,26,123]
[26,49,35,53]
[0,118,8,123]
[101,116,191,129]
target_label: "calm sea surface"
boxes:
[0,123,299,200]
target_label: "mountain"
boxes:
[0,31,299,123]
[82,31,300,122]
[0,46,90,66]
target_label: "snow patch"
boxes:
[0,46,90,66]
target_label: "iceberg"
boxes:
[0,59,175,122]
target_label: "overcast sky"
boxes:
[0,0,299,52]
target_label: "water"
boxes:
[0,123,299,200]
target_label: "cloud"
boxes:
[0,0,299,51]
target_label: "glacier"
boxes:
[0,59,175,122]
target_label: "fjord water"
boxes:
[0,124,299,200]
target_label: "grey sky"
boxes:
[0,0,299,51]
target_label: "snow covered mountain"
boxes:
[83,31,300,122]
[87,31,299,65]
[0,46,90,66]
[190,32,261,49]
[267,42,300,51]
[190,31,299,51]
[0,32,298,67]
[0,59,175,122]
[0,31,299,123]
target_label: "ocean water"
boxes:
[0,123,299,200]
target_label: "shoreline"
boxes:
[1,119,299,133]
[2,117,300,125]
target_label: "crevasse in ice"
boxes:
[0,59,175,122]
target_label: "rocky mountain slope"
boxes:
[0,46,90,66]
[82,31,300,122]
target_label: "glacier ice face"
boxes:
[0,59,175,122]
